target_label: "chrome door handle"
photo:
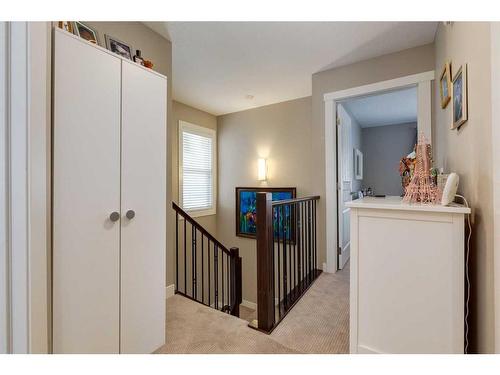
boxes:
[126,210,135,220]
[109,211,120,222]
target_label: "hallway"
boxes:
[155,263,349,354]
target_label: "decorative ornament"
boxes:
[403,133,442,204]
[399,148,416,196]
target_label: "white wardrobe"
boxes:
[53,29,167,354]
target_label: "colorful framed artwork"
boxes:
[440,61,452,109]
[235,187,296,240]
[452,64,468,129]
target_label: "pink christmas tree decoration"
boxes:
[403,133,442,204]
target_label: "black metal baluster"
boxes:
[201,233,204,304]
[308,201,312,280]
[277,205,281,318]
[215,243,218,310]
[230,251,233,309]
[282,205,287,307]
[287,203,292,302]
[296,202,301,288]
[292,203,296,294]
[299,202,306,281]
[291,204,294,297]
[299,202,305,281]
[222,248,225,310]
[175,212,179,292]
[293,203,297,295]
[303,201,307,280]
[313,200,317,275]
[184,218,187,293]
[208,239,211,307]
[271,207,276,320]
[192,225,196,299]
[227,252,230,311]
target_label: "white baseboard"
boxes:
[357,344,384,354]
[166,284,175,299]
[241,299,257,310]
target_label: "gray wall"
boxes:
[361,123,417,196]
[311,43,435,266]
[433,22,494,353]
[216,97,312,303]
[171,100,217,286]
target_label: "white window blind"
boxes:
[179,121,216,215]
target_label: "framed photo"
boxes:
[58,21,74,34]
[439,62,452,109]
[74,22,99,45]
[452,64,468,129]
[354,148,363,180]
[105,34,133,60]
[235,187,296,240]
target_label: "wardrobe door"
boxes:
[53,31,121,353]
[120,60,167,353]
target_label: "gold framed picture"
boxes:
[439,62,452,109]
[451,64,468,129]
[58,21,74,34]
[74,22,100,45]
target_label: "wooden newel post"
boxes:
[230,246,242,317]
[256,192,274,332]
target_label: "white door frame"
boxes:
[323,71,435,273]
[0,21,30,354]
[0,21,50,354]
[0,21,9,355]
[336,104,352,270]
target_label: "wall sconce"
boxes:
[258,158,267,181]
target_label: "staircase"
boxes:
[252,193,321,333]
[172,202,242,317]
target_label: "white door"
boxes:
[120,60,167,353]
[337,104,352,270]
[53,31,121,353]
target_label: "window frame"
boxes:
[178,120,217,217]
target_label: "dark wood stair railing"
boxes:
[251,193,321,333]
[172,202,242,317]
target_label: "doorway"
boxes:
[335,87,418,269]
[324,71,434,273]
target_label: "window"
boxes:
[179,121,216,216]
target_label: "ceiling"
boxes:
[342,86,417,128]
[144,22,437,116]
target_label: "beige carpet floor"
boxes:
[156,263,349,354]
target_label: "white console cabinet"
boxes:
[346,196,470,354]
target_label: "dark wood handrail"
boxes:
[172,202,231,256]
[272,195,320,206]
